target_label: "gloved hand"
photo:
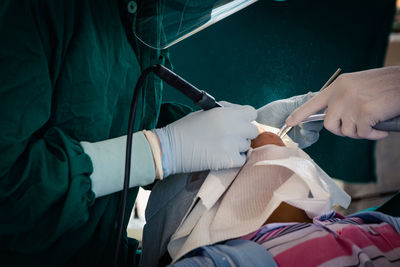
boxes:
[154,101,259,177]
[256,92,323,149]
[286,67,400,140]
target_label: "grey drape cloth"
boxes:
[140,172,208,267]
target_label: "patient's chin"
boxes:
[264,202,313,224]
[251,131,285,149]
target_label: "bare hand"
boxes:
[286,66,400,140]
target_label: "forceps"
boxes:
[277,68,342,138]
[277,114,326,138]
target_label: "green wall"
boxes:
[162,0,396,182]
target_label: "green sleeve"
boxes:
[0,1,95,253]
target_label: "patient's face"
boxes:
[251,131,285,148]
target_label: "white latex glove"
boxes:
[154,101,259,177]
[256,92,323,149]
[286,66,400,140]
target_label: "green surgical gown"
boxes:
[0,0,190,266]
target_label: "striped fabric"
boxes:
[240,212,400,266]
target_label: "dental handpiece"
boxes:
[373,115,400,132]
[302,113,400,132]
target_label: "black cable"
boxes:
[112,65,156,267]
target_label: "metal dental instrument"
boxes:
[277,68,342,138]
[300,113,327,124]
[300,113,400,132]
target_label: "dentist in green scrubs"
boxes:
[0,1,260,266]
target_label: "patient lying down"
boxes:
[166,126,351,263]
[141,126,400,267]
[161,129,400,267]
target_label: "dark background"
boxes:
[162,0,397,182]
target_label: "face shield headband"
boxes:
[134,0,258,50]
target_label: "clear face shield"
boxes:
[134,0,258,50]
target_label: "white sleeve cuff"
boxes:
[143,130,163,179]
[81,132,156,198]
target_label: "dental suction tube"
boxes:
[152,64,222,110]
